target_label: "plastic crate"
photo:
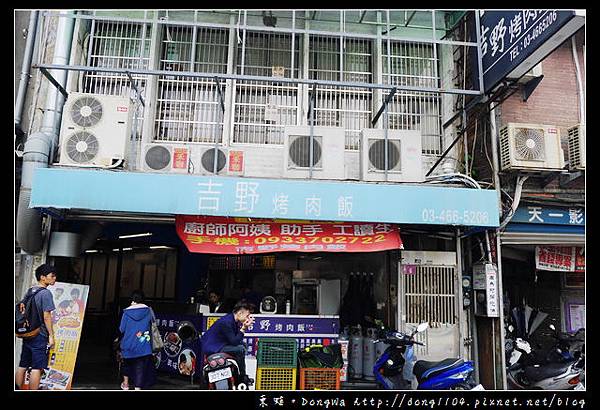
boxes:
[256,338,298,368]
[299,368,341,390]
[256,367,297,390]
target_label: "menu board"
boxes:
[21,282,90,390]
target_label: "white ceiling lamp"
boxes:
[118,232,153,239]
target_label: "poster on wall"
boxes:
[535,246,576,272]
[22,282,89,390]
[575,247,585,272]
[566,303,585,333]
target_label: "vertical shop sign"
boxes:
[36,282,89,390]
[536,246,576,272]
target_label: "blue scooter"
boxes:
[373,322,482,390]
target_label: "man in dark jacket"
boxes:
[200,301,255,385]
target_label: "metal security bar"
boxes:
[232,31,300,145]
[404,265,457,326]
[82,20,151,139]
[401,265,458,358]
[383,40,442,155]
[155,25,229,143]
[309,36,372,150]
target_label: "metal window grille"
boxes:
[403,265,457,327]
[154,25,229,144]
[309,36,372,150]
[233,31,300,145]
[401,265,458,358]
[383,41,442,155]
[83,20,151,139]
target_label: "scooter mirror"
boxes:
[417,322,429,333]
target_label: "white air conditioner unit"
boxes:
[499,123,565,171]
[141,143,190,173]
[516,63,543,84]
[196,146,244,176]
[360,129,423,182]
[567,124,585,171]
[58,93,132,167]
[283,126,345,180]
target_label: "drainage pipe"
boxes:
[15,11,39,132]
[16,11,75,254]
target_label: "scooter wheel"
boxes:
[450,382,472,390]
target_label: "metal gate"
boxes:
[398,251,460,362]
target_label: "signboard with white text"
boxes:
[479,10,583,93]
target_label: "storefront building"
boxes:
[15,10,509,389]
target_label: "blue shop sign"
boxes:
[203,314,339,336]
[30,168,500,227]
[511,205,584,226]
[480,10,580,93]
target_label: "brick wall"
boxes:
[499,31,585,189]
[499,31,585,134]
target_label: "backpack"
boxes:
[15,287,49,339]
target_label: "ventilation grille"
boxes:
[288,135,323,168]
[513,127,546,161]
[65,132,99,163]
[368,139,401,171]
[144,145,172,171]
[568,125,584,169]
[201,148,227,173]
[70,95,103,128]
[499,126,511,169]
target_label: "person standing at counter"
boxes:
[200,301,255,386]
[240,286,262,311]
[208,290,225,313]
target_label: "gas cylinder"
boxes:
[363,328,377,380]
[349,326,364,379]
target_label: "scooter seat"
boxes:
[413,358,464,383]
[523,362,572,382]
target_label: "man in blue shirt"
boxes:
[201,301,255,385]
[15,264,57,390]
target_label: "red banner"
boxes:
[536,246,576,272]
[176,216,403,254]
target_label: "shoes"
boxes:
[120,382,129,390]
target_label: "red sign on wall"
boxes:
[228,150,244,173]
[536,246,576,272]
[176,215,403,254]
[173,148,189,170]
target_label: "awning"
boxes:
[29,168,500,228]
[501,223,585,245]
[176,215,403,254]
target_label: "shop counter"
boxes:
[203,314,340,355]
[153,313,340,376]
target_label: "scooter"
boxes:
[505,325,584,390]
[203,352,245,390]
[176,321,247,390]
[373,322,481,390]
